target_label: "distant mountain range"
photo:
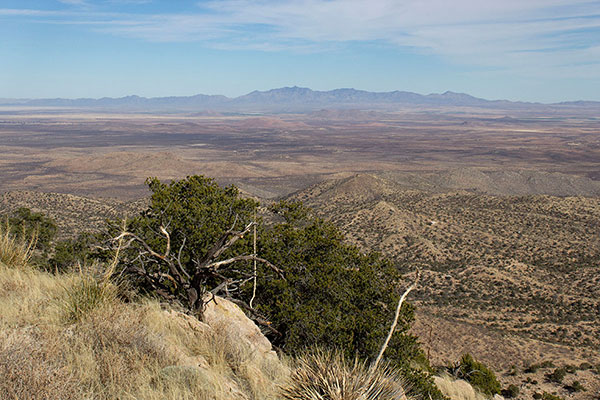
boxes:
[2,87,599,112]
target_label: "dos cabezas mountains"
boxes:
[5,86,599,112]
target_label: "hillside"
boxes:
[0,191,146,240]
[2,179,599,399]
[287,174,600,377]
[0,261,288,399]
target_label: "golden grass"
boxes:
[0,221,36,268]
[433,375,488,400]
[0,256,289,399]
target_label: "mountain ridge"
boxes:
[3,86,598,111]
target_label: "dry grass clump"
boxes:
[0,221,36,268]
[282,348,407,400]
[60,264,120,323]
[433,375,487,400]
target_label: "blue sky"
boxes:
[2,0,599,102]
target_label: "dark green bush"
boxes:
[2,207,57,264]
[455,354,501,396]
[565,364,577,374]
[541,392,564,400]
[532,392,542,399]
[540,361,555,368]
[565,381,585,393]
[578,362,591,370]
[524,363,539,373]
[502,384,520,398]
[49,233,96,272]
[547,367,566,383]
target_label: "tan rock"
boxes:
[202,295,278,360]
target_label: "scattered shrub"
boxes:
[455,353,501,396]
[49,233,96,272]
[541,392,564,400]
[564,381,585,392]
[502,384,520,398]
[533,392,542,399]
[578,362,592,370]
[540,361,555,368]
[3,207,56,253]
[524,363,539,373]
[565,364,577,374]
[546,367,566,384]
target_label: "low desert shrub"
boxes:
[564,364,577,374]
[502,384,520,398]
[541,392,564,400]
[282,348,406,400]
[524,363,539,373]
[564,381,585,393]
[546,367,566,384]
[455,354,501,397]
[578,362,591,370]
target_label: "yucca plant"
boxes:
[282,349,408,400]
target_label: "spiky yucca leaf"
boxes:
[282,349,408,400]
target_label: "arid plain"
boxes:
[1,105,600,398]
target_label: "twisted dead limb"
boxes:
[372,269,420,370]
[107,217,283,317]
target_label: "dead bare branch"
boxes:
[372,269,420,370]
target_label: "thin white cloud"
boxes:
[3,0,600,76]
[57,0,88,5]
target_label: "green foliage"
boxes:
[253,201,443,399]
[541,392,564,400]
[564,364,577,374]
[524,363,539,373]
[547,368,566,383]
[49,233,96,272]
[455,354,501,397]
[114,175,257,305]
[578,362,592,370]
[4,207,57,253]
[564,381,585,393]
[533,392,542,399]
[503,384,520,398]
[540,361,555,368]
[141,175,257,262]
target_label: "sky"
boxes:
[2,0,600,102]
